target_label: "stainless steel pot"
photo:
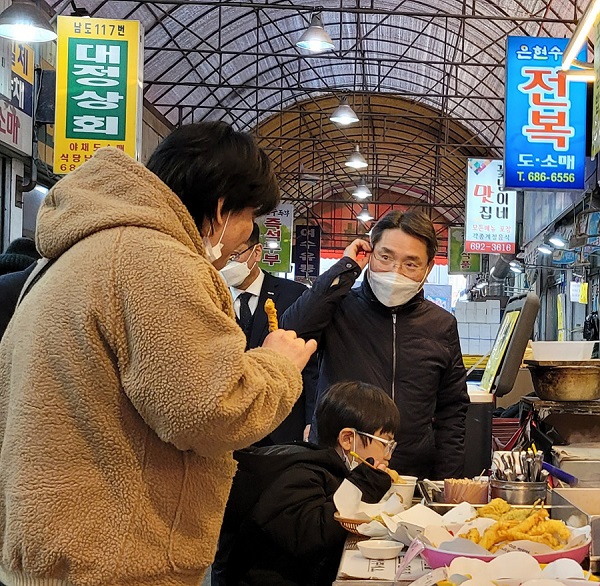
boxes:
[490,479,547,505]
[527,364,600,401]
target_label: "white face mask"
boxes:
[220,253,257,288]
[367,267,426,307]
[203,211,231,264]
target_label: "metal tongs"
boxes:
[495,450,547,482]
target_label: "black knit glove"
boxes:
[347,461,392,503]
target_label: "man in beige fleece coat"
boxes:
[0,121,316,586]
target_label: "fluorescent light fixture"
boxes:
[561,0,600,70]
[357,204,373,222]
[330,97,359,126]
[352,178,372,199]
[549,234,566,248]
[537,243,553,255]
[562,69,596,82]
[510,264,524,274]
[0,0,56,42]
[296,13,334,53]
[345,145,368,170]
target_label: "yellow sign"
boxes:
[580,282,589,305]
[12,42,34,84]
[54,16,144,174]
[557,293,565,341]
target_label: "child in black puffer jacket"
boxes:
[213,381,401,586]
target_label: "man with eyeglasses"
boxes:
[220,223,318,444]
[281,210,469,480]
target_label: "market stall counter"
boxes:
[333,489,596,585]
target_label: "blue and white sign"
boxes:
[505,36,587,191]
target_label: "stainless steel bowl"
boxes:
[527,365,600,402]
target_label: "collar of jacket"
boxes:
[359,276,425,314]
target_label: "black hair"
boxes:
[315,381,400,449]
[146,121,280,229]
[246,222,261,247]
[371,210,438,263]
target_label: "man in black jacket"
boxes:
[281,211,469,480]
[220,223,318,443]
[0,238,40,340]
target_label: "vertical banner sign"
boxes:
[448,227,481,274]
[294,224,321,279]
[54,16,144,174]
[0,41,33,156]
[258,204,294,273]
[505,36,587,190]
[464,159,517,254]
[593,22,600,157]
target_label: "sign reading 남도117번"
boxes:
[504,36,587,191]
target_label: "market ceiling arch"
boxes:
[46,0,583,254]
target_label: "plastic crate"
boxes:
[492,418,521,451]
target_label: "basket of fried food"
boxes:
[418,498,591,569]
[333,513,385,535]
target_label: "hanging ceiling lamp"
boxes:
[357,203,374,222]
[548,234,566,248]
[345,145,368,170]
[295,12,334,53]
[330,96,359,126]
[536,243,553,255]
[352,177,372,200]
[0,0,56,42]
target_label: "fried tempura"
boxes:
[264,298,278,332]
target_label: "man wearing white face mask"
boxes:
[281,210,469,480]
[221,223,318,443]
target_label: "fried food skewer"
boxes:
[264,298,279,332]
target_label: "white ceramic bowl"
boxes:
[530,341,595,361]
[388,475,417,505]
[357,539,404,560]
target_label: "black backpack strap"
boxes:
[16,257,56,307]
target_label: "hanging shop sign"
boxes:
[505,36,587,190]
[0,41,33,156]
[464,159,517,254]
[448,226,481,274]
[258,204,294,273]
[294,224,321,280]
[54,16,144,174]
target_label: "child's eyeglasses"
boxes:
[355,430,397,457]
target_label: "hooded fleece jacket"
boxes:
[0,148,303,586]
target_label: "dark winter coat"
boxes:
[0,263,35,340]
[281,257,469,480]
[212,443,391,586]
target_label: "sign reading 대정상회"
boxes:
[54,16,143,174]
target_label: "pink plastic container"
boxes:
[419,539,591,569]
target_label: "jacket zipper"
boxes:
[392,313,397,401]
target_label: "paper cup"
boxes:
[388,476,417,505]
